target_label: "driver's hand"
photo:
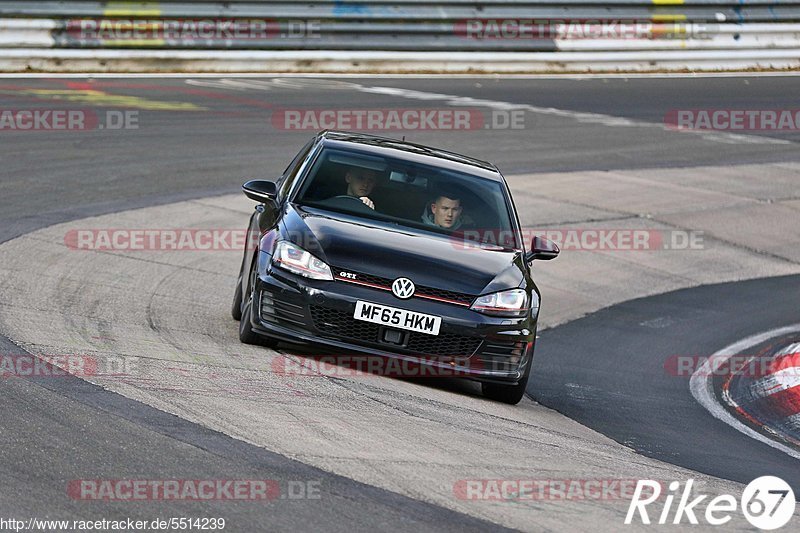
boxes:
[359,196,375,210]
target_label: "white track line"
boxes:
[356,85,790,145]
[689,323,800,461]
[1,72,795,145]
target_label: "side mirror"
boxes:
[242,180,277,203]
[524,236,560,262]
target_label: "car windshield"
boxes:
[294,147,520,249]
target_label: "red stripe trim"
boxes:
[335,276,392,292]
[415,293,471,307]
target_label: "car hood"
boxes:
[280,204,525,295]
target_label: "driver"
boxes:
[344,167,379,210]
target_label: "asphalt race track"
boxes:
[531,275,800,493]
[0,75,798,531]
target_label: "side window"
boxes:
[277,139,315,201]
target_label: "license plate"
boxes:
[353,301,441,336]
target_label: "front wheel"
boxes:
[231,274,243,321]
[238,299,259,344]
[239,299,278,348]
[238,258,278,348]
[482,375,529,405]
[482,340,535,404]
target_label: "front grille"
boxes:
[310,305,481,358]
[333,267,474,306]
[310,305,381,341]
[406,332,482,358]
[476,340,526,373]
[415,286,474,306]
[344,271,386,288]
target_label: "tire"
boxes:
[238,299,279,348]
[231,274,243,321]
[482,340,535,404]
[238,259,279,348]
[238,299,259,344]
[481,376,529,405]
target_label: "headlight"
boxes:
[272,241,333,281]
[470,289,529,317]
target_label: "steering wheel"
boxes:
[331,195,366,203]
[324,194,376,214]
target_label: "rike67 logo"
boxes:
[626,477,795,529]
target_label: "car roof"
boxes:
[317,130,504,181]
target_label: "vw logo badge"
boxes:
[391,277,415,299]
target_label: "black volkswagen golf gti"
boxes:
[233,131,558,404]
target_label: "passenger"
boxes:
[421,191,465,230]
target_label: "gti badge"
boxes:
[391,277,415,299]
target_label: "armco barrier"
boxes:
[0,1,798,72]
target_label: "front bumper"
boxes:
[250,262,536,384]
